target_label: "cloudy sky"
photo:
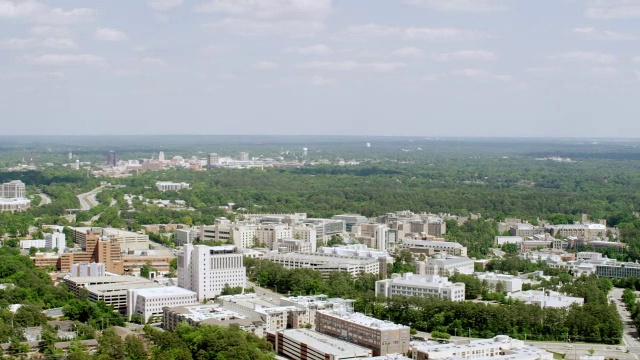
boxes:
[1,0,640,137]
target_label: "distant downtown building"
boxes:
[375,273,466,301]
[106,150,117,167]
[315,309,410,356]
[178,244,246,301]
[207,153,219,168]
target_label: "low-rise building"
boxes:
[475,272,523,292]
[264,252,381,278]
[70,263,106,278]
[63,276,163,311]
[398,239,467,257]
[509,224,545,237]
[494,236,523,246]
[412,335,552,360]
[315,309,410,356]
[375,273,465,301]
[270,328,373,360]
[127,286,197,323]
[162,303,266,336]
[595,261,640,278]
[506,290,584,308]
[155,181,190,192]
[416,254,475,276]
[280,295,355,330]
[0,198,31,212]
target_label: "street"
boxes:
[37,191,51,206]
[610,287,640,352]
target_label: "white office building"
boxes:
[475,272,523,292]
[174,228,199,246]
[70,263,106,278]
[398,239,467,257]
[155,181,190,192]
[1,180,26,198]
[375,273,465,301]
[178,244,246,301]
[417,254,475,276]
[506,290,584,308]
[20,239,47,249]
[412,335,552,360]
[272,329,373,360]
[45,232,66,254]
[264,252,380,278]
[127,286,198,323]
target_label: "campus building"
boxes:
[177,244,246,301]
[412,335,552,360]
[375,273,466,301]
[127,286,197,323]
[270,329,373,360]
[315,309,411,356]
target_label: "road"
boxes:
[610,287,640,352]
[529,342,636,360]
[37,192,51,206]
[77,186,105,210]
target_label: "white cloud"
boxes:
[590,66,620,77]
[148,0,184,11]
[634,56,640,63]
[142,57,167,66]
[343,24,488,42]
[450,68,490,78]
[409,0,507,12]
[0,71,65,80]
[585,0,640,19]
[297,61,406,72]
[551,51,617,64]
[285,44,332,55]
[526,66,556,74]
[30,26,69,37]
[194,0,332,19]
[0,1,94,25]
[390,46,425,59]
[205,18,324,37]
[573,27,637,41]
[310,75,336,86]
[1,37,75,49]
[21,54,106,66]
[252,60,279,70]
[434,50,497,61]
[95,28,128,41]
[42,38,76,49]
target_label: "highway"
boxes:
[37,192,51,205]
[77,186,105,210]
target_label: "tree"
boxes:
[124,335,149,360]
[29,246,38,256]
[95,328,126,360]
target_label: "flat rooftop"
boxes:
[279,329,372,357]
[266,252,379,264]
[131,286,196,297]
[318,310,408,331]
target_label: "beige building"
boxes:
[315,309,410,356]
[270,329,372,360]
[398,239,467,257]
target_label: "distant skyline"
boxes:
[1,0,640,137]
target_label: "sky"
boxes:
[1,0,639,137]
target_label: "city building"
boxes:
[45,231,66,254]
[317,244,392,263]
[207,153,219,168]
[174,228,198,246]
[412,335,552,360]
[70,263,106,278]
[375,273,465,301]
[1,180,26,198]
[106,151,117,167]
[352,223,390,251]
[494,236,524,246]
[63,276,162,311]
[315,309,410,356]
[331,214,369,233]
[162,303,266,336]
[280,295,355,330]
[416,254,475,276]
[69,227,149,251]
[264,252,381,278]
[158,151,165,162]
[239,152,250,162]
[273,238,313,253]
[20,239,47,249]
[127,286,197,323]
[215,293,298,333]
[270,329,373,360]
[155,181,190,192]
[595,261,640,278]
[545,224,607,239]
[398,239,467,257]
[178,244,246,301]
[0,198,31,212]
[303,218,346,245]
[509,224,545,237]
[475,272,523,292]
[506,290,584,308]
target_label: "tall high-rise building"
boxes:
[158,151,165,162]
[1,180,26,198]
[207,153,219,168]
[302,148,308,157]
[239,152,249,161]
[106,151,117,166]
[178,244,246,301]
